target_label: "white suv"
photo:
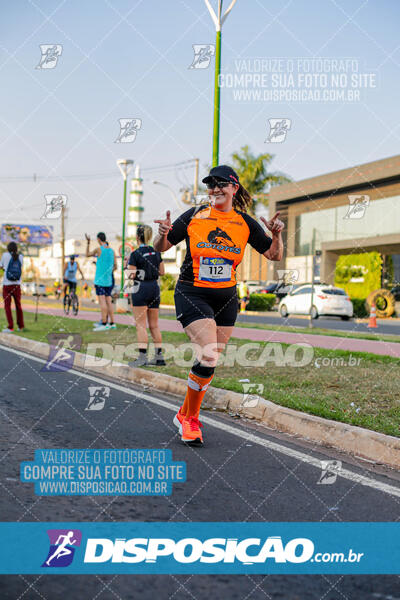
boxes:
[278,284,353,320]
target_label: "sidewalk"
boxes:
[22,303,400,358]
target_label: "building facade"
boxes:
[267,154,400,285]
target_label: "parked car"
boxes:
[258,282,297,301]
[390,285,400,301]
[246,281,264,294]
[21,282,47,296]
[278,284,353,320]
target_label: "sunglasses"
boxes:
[206,179,231,190]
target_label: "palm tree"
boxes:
[231,145,291,214]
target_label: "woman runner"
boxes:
[127,224,166,367]
[154,165,284,446]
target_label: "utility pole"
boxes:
[60,204,65,280]
[205,0,238,166]
[193,158,199,197]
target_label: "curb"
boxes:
[2,332,400,470]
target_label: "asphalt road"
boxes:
[1,345,399,599]
[160,306,400,336]
[234,312,400,336]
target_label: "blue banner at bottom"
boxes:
[0,522,398,574]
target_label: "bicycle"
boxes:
[63,283,79,316]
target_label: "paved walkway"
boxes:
[22,303,400,358]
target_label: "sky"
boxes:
[0,0,399,243]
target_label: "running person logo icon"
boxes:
[47,338,73,369]
[42,529,82,567]
[114,118,142,143]
[317,460,342,485]
[36,44,63,69]
[188,44,215,69]
[43,334,82,372]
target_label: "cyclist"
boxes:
[127,224,165,367]
[85,232,117,331]
[63,255,83,299]
[154,165,284,446]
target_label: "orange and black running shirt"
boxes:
[167,205,272,288]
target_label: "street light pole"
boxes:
[212,25,222,167]
[117,159,134,303]
[193,158,199,197]
[121,176,128,297]
[205,0,238,167]
[60,203,65,281]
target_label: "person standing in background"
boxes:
[238,280,250,313]
[85,232,117,331]
[127,224,166,367]
[0,242,24,332]
[105,240,117,295]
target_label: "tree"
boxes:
[231,145,291,213]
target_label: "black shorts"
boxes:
[131,280,160,308]
[174,281,238,328]
[64,280,77,294]
[95,284,112,297]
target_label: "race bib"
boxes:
[198,257,233,282]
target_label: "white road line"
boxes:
[2,344,400,499]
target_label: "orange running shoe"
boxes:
[181,416,203,446]
[173,408,185,432]
[173,408,202,433]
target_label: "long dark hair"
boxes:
[233,183,252,212]
[7,242,18,260]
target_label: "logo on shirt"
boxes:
[197,227,241,254]
[208,227,235,247]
